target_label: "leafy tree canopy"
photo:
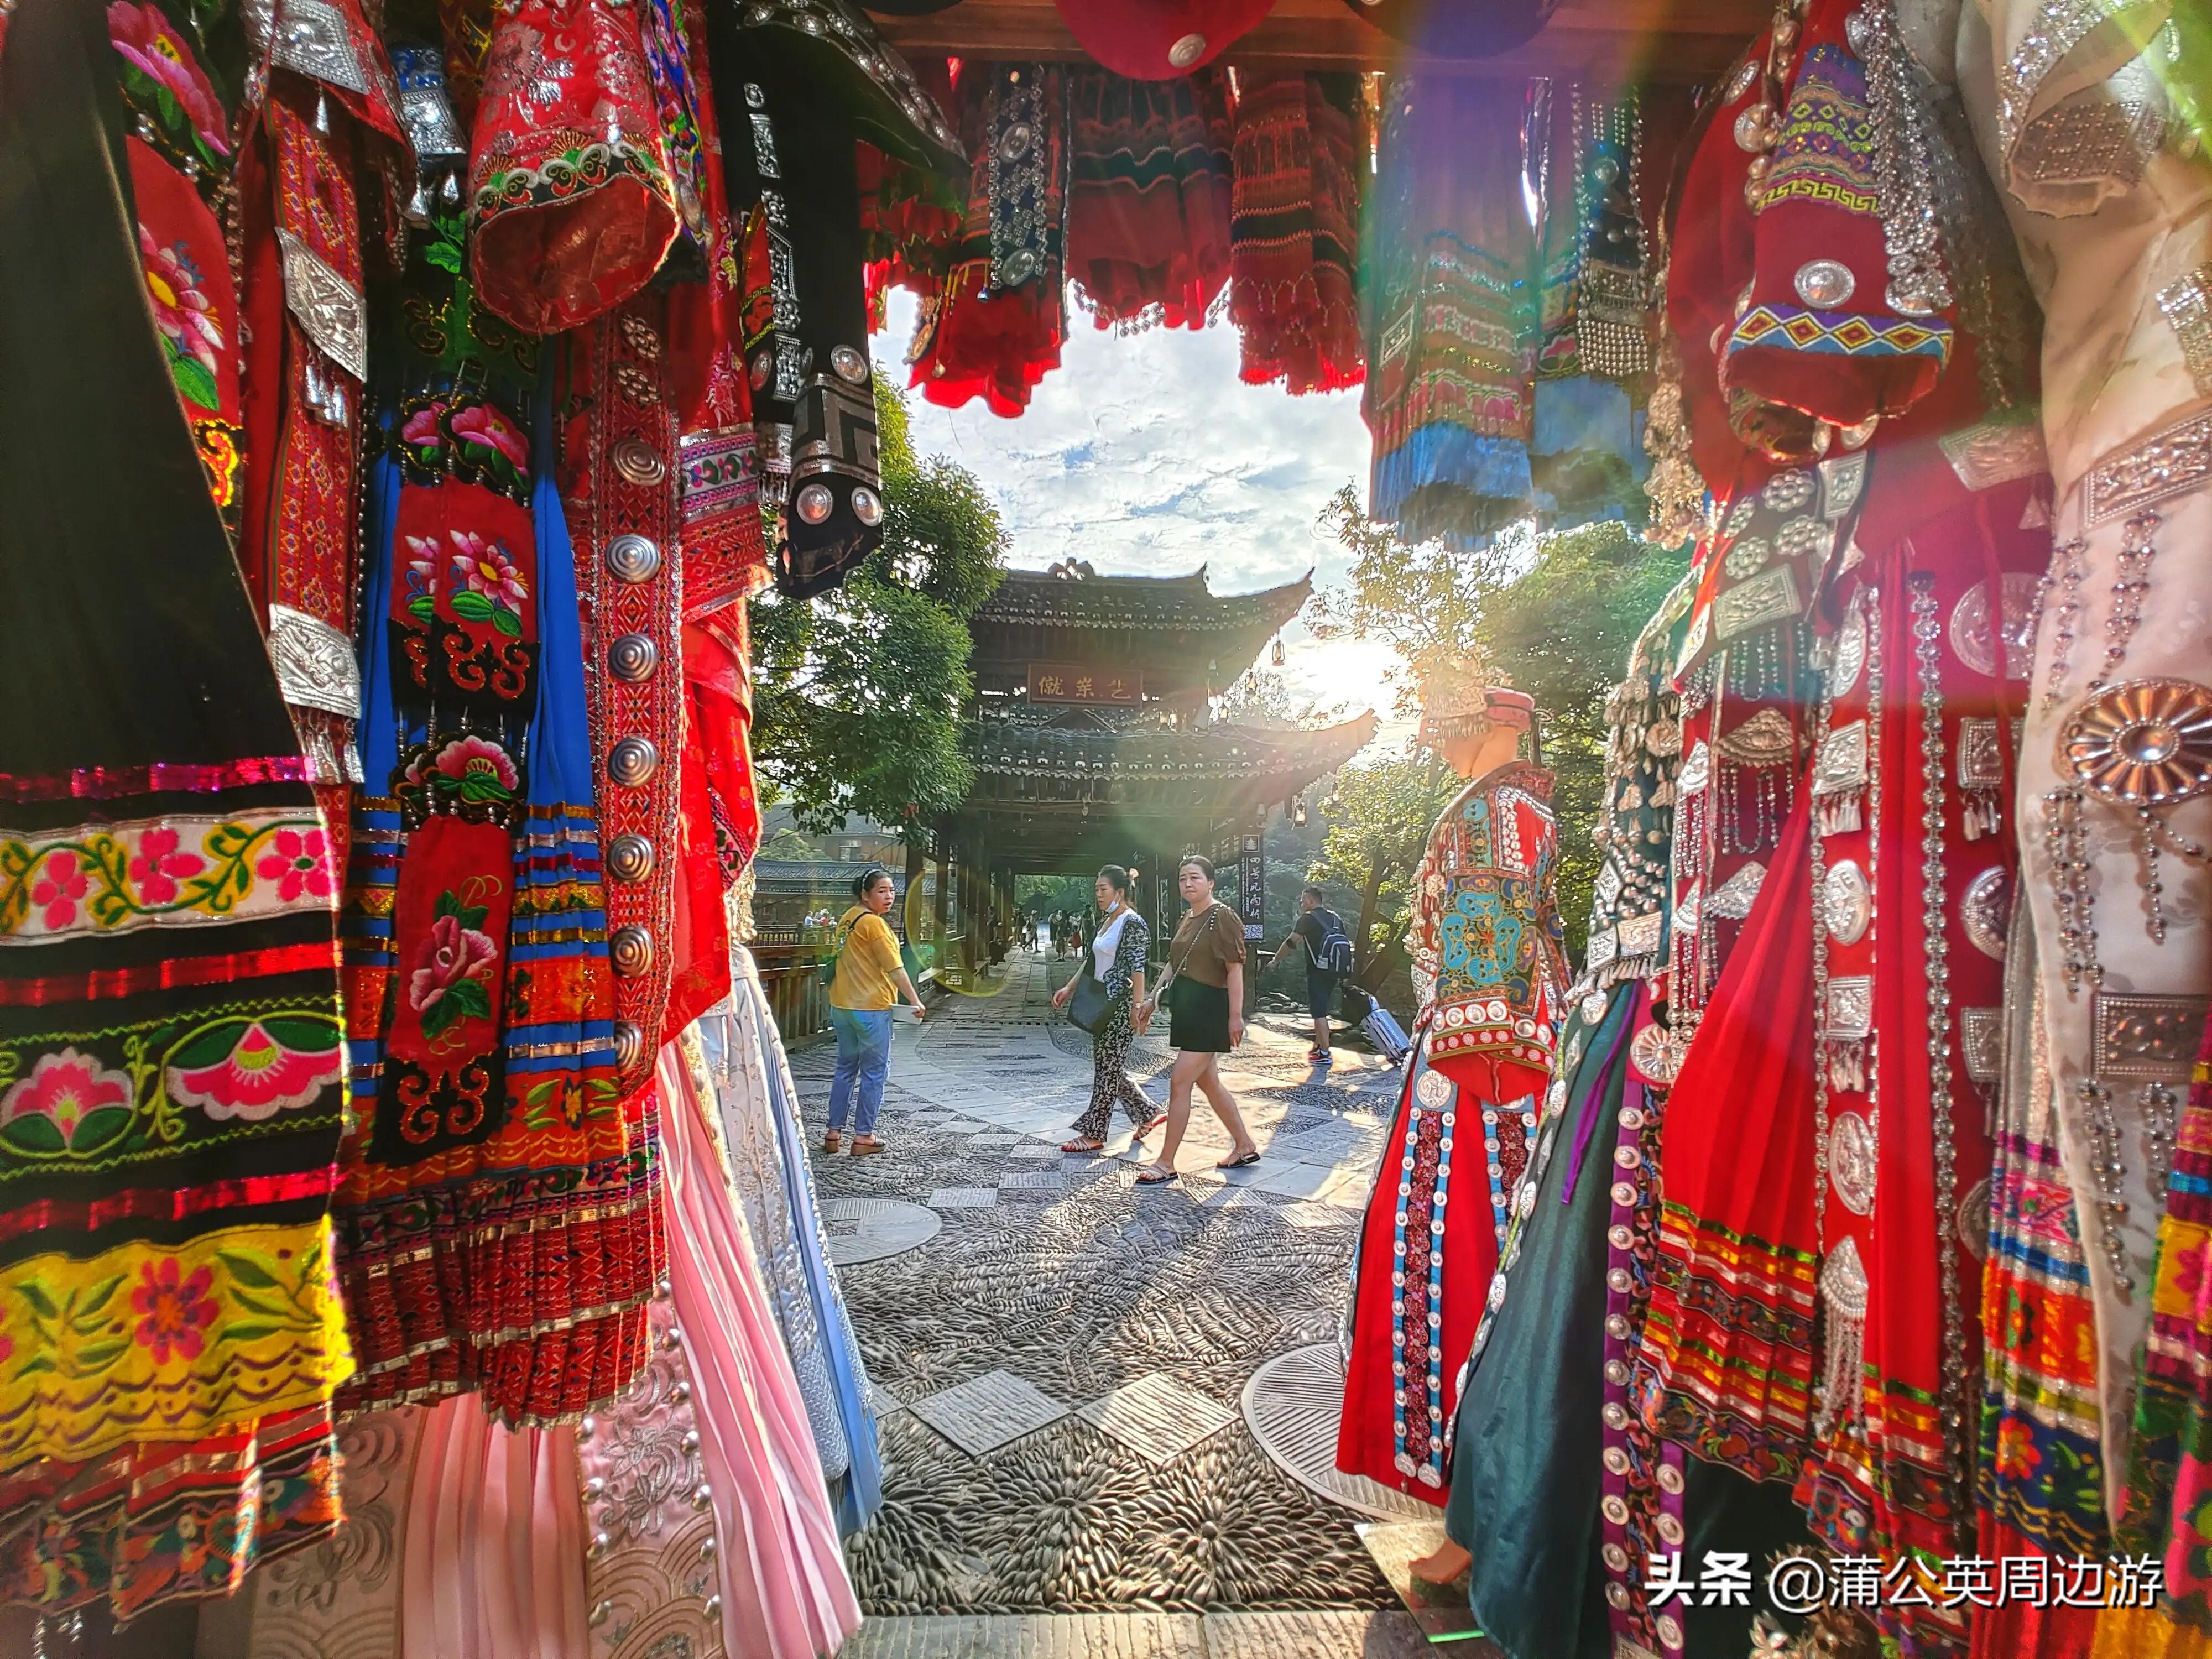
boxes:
[750,378,1010,844]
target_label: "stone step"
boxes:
[841,1610,1473,1659]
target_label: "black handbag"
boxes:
[1067,957,1113,1034]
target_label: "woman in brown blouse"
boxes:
[1132,855,1260,1184]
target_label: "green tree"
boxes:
[1311,750,1457,974]
[1307,483,1520,716]
[749,378,1010,846]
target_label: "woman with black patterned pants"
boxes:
[1053,866,1161,1151]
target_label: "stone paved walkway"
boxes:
[794,950,1422,1631]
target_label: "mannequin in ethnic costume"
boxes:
[1336,679,1567,1575]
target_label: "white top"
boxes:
[1955,0,2212,496]
[1092,907,1133,981]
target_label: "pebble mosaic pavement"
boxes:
[794,950,1422,1620]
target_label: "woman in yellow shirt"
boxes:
[824,867,926,1155]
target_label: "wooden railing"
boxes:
[751,945,830,1043]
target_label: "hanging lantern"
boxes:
[1292,797,1308,827]
[1271,635,1286,667]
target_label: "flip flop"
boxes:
[1134,1166,1179,1186]
[1215,1149,1261,1170]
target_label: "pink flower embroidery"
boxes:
[127,825,206,905]
[107,0,231,157]
[130,1258,220,1366]
[139,226,224,382]
[448,531,529,612]
[409,912,498,1018]
[448,401,529,469]
[29,852,90,931]
[165,1020,342,1121]
[400,402,450,449]
[430,733,519,794]
[0,1048,133,1145]
[254,827,331,904]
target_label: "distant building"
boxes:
[751,808,910,941]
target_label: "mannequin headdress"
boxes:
[1415,660,1537,753]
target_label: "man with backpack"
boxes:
[1270,884,1355,1065]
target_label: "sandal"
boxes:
[849,1136,886,1157]
[1216,1147,1261,1170]
[1061,1136,1105,1154]
[1133,1166,1179,1186]
[1130,1115,1164,1141]
[821,1131,843,1154]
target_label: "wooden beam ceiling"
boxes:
[873,0,1766,84]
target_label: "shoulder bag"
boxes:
[1067,910,1127,1034]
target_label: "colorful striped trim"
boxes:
[1727,303,1954,363]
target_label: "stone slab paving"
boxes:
[839,1611,1462,1659]
[800,950,1411,1618]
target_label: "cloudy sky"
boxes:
[873,289,1413,746]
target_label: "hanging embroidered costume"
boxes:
[338,31,655,1420]
[1528,84,1655,534]
[1228,71,1365,396]
[909,60,1073,420]
[1960,2,2212,1616]
[712,0,965,599]
[1630,4,2051,1655]
[1363,78,1539,549]
[0,0,354,1615]
[1337,686,1567,1503]
[1066,66,1234,333]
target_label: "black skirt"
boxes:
[1168,978,1233,1053]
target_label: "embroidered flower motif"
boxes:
[0,1048,134,1149]
[1992,1417,2042,1483]
[447,531,529,625]
[108,0,231,159]
[130,1258,220,1365]
[422,734,520,805]
[448,401,530,469]
[400,535,441,623]
[127,825,206,906]
[29,852,90,932]
[253,827,331,904]
[400,400,450,450]
[409,911,498,1039]
[140,226,225,416]
[165,1019,342,1121]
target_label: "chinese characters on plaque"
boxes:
[1026,661,1145,705]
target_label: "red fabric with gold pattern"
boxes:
[559,296,685,1097]
[238,79,379,849]
[467,0,680,333]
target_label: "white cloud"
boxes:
[875,286,1400,754]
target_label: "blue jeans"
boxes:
[827,1006,894,1135]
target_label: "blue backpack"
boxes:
[1312,909,1355,975]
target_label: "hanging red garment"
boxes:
[1228,71,1364,395]
[466,0,681,333]
[1065,66,1234,332]
[910,62,1070,419]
